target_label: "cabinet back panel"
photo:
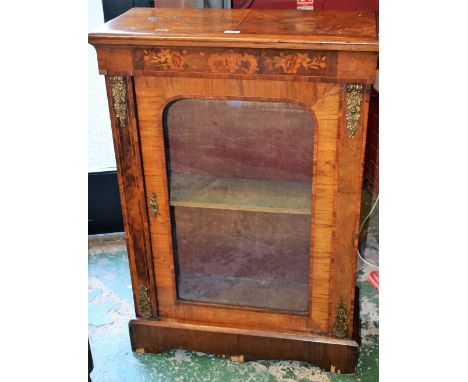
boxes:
[173,207,310,312]
[164,99,314,182]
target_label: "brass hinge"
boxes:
[345,84,364,138]
[149,192,158,217]
[138,284,152,319]
[333,302,348,338]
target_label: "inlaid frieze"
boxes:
[133,47,337,78]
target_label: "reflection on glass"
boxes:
[164,99,313,312]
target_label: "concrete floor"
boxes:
[88,192,378,382]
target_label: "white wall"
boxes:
[88,0,115,172]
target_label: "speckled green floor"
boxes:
[88,192,378,382]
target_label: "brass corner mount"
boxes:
[345,84,364,138]
[333,302,348,338]
[138,284,152,319]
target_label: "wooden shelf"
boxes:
[170,173,311,215]
[178,273,308,313]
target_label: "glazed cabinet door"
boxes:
[136,76,350,335]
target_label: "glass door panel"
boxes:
[163,99,314,312]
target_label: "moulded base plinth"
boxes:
[129,311,360,374]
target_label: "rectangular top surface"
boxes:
[88,8,378,51]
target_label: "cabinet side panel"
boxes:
[330,84,371,335]
[105,75,158,318]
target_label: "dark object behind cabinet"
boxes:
[102,0,229,22]
[232,0,378,11]
[88,171,124,234]
[364,87,379,195]
[88,341,93,382]
[102,0,153,22]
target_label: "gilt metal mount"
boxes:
[138,284,152,319]
[333,302,348,338]
[109,76,128,129]
[345,84,364,138]
[149,192,159,217]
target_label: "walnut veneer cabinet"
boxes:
[89,8,378,373]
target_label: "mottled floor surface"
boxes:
[89,192,378,382]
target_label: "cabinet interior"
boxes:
[164,98,314,312]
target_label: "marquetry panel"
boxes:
[133,47,337,78]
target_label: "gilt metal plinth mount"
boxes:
[333,302,348,338]
[138,284,152,319]
[109,76,128,129]
[345,84,364,138]
[149,192,159,217]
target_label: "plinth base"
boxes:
[129,317,360,374]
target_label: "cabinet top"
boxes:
[88,8,378,52]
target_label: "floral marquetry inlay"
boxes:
[144,49,187,70]
[264,53,327,74]
[139,48,333,78]
[207,52,259,74]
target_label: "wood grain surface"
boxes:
[135,76,338,333]
[129,317,360,374]
[104,76,158,319]
[89,8,378,51]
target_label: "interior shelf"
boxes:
[170,173,311,214]
[178,273,309,313]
